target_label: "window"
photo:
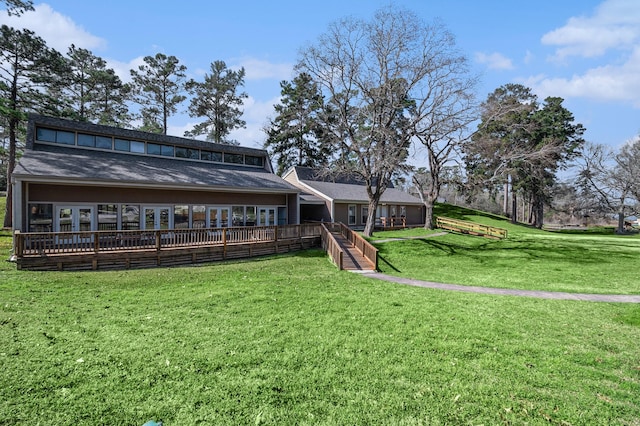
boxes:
[130,140,145,153]
[348,205,357,225]
[362,206,369,225]
[201,150,223,162]
[192,206,206,228]
[56,131,75,145]
[36,127,56,142]
[232,206,245,226]
[96,136,112,149]
[174,205,189,228]
[98,204,118,231]
[121,205,140,230]
[245,155,264,167]
[245,206,256,226]
[224,153,243,164]
[147,143,162,155]
[161,145,174,157]
[390,206,397,217]
[29,203,53,232]
[77,133,95,147]
[114,138,129,151]
[400,206,406,217]
[175,147,199,159]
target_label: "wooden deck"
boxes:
[331,232,376,271]
[13,224,323,271]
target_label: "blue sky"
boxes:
[2,0,639,156]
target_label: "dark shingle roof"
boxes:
[291,166,422,205]
[14,145,297,193]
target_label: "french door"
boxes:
[258,208,276,226]
[207,207,230,228]
[55,206,93,243]
[143,206,171,230]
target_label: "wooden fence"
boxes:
[13,224,323,271]
[436,216,508,240]
[320,223,344,270]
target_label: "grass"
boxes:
[1,198,640,424]
[373,204,640,295]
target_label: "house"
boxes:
[11,114,301,235]
[282,166,424,228]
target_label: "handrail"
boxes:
[13,223,323,258]
[338,223,378,270]
[320,223,344,270]
[435,216,508,239]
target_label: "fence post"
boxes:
[223,228,227,259]
[14,231,23,258]
[155,231,161,251]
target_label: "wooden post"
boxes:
[155,231,161,251]
[223,228,227,259]
[14,231,23,258]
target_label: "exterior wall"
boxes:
[18,182,296,232]
[27,183,287,205]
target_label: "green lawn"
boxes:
[1,199,640,424]
[372,204,640,295]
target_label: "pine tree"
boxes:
[130,53,186,134]
[0,25,67,227]
[185,60,247,144]
[264,73,330,175]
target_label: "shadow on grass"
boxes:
[377,254,401,272]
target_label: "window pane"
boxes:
[176,147,199,159]
[245,155,264,167]
[121,205,140,230]
[201,151,223,162]
[130,141,145,153]
[98,204,118,231]
[36,128,56,142]
[161,145,174,157]
[96,136,112,149]
[224,153,243,164]
[348,205,356,225]
[174,205,189,228]
[77,133,95,147]
[114,138,129,151]
[29,203,53,232]
[246,206,256,226]
[192,206,206,228]
[56,131,75,145]
[232,206,245,226]
[147,143,161,155]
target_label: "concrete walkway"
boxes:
[361,272,640,303]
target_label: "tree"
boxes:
[130,53,186,135]
[577,141,638,233]
[264,73,330,175]
[2,0,33,16]
[465,84,585,228]
[185,60,247,144]
[0,25,66,227]
[298,6,466,236]
[52,45,131,126]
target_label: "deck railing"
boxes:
[320,223,344,270]
[14,223,323,258]
[435,216,508,239]
[337,222,378,270]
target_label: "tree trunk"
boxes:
[616,212,625,234]
[3,117,17,229]
[423,201,434,230]
[503,178,509,217]
[363,199,379,237]
[511,192,517,224]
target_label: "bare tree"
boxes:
[577,141,638,233]
[297,6,472,236]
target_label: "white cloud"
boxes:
[474,52,514,70]
[231,56,294,81]
[542,0,640,60]
[0,3,106,53]
[524,45,640,106]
